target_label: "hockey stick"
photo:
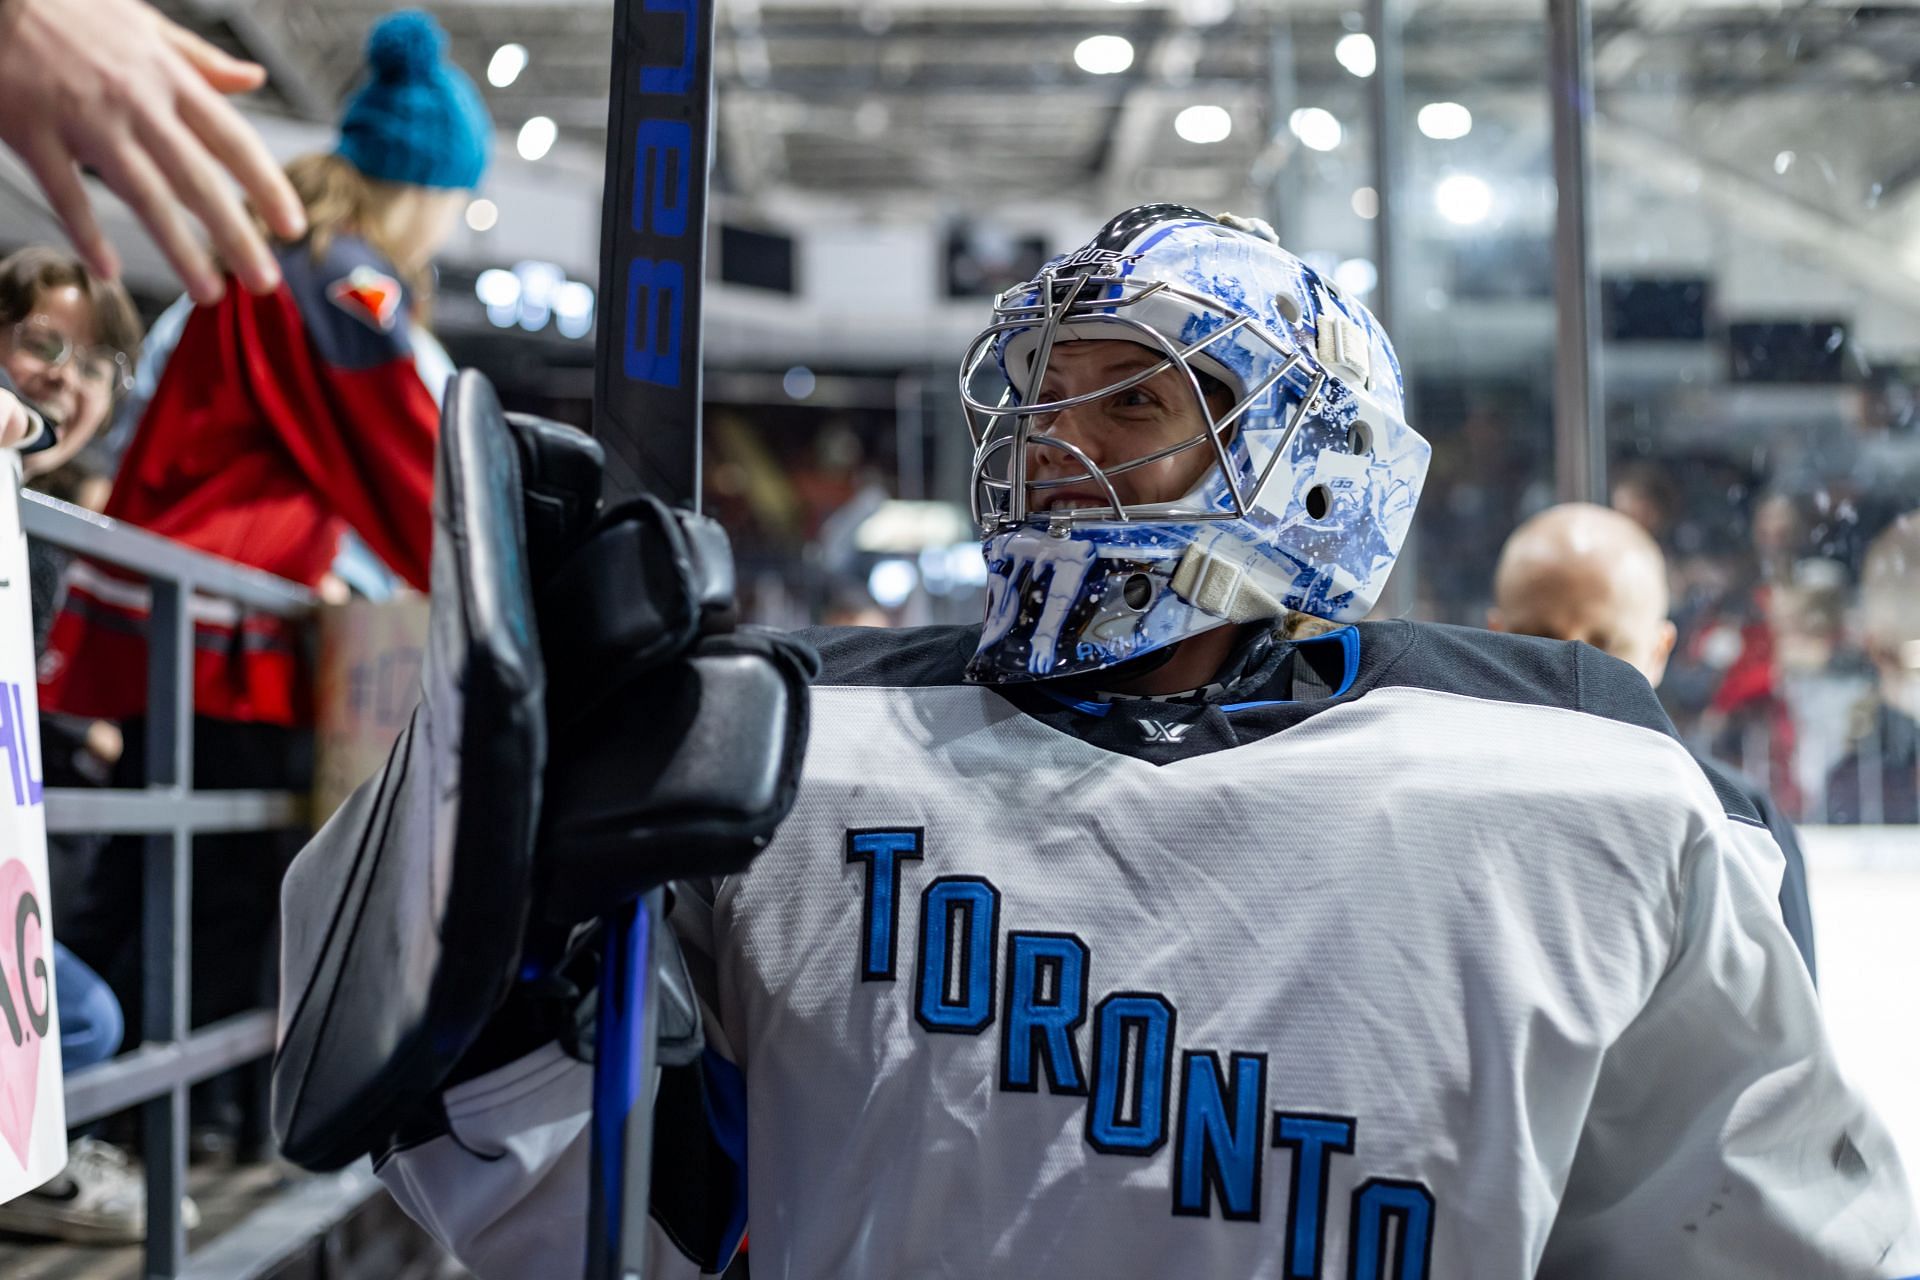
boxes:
[588,2,717,1277]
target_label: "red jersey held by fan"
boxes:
[39,235,440,726]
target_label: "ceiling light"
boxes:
[516,116,557,162]
[475,268,519,309]
[487,43,528,89]
[1434,173,1493,226]
[554,281,596,340]
[475,268,519,327]
[1179,0,1234,23]
[1351,186,1379,220]
[514,260,564,331]
[1417,102,1473,141]
[464,198,498,233]
[1334,257,1378,297]
[1075,34,1136,76]
[1174,104,1233,144]
[1288,107,1342,152]
[1334,33,1376,78]
[867,559,918,610]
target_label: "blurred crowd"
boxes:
[1411,382,1919,828]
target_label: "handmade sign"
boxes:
[0,462,61,1202]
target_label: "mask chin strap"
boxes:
[1171,525,1369,624]
[1170,531,1285,623]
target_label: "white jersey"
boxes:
[379,621,1920,1279]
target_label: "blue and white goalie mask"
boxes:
[959,204,1431,685]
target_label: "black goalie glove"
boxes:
[272,370,814,1171]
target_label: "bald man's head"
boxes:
[1489,502,1678,686]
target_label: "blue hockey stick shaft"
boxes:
[588,889,664,1278]
[588,0,715,1271]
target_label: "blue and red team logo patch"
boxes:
[326,266,403,333]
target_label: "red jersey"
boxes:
[40,235,439,726]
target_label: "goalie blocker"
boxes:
[272,370,815,1171]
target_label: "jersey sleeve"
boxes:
[1538,815,1920,1278]
[374,885,742,1280]
[376,1043,596,1279]
[234,248,441,588]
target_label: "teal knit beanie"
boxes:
[337,11,492,190]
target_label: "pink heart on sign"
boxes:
[0,857,47,1169]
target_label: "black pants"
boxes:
[58,717,312,1036]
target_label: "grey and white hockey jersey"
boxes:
[379,621,1920,1279]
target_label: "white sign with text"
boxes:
[0,463,62,1202]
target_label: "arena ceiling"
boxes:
[149,0,1920,223]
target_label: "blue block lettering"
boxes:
[639,0,697,95]
[915,877,1000,1034]
[623,257,684,387]
[999,932,1089,1095]
[13,687,40,806]
[846,829,923,982]
[1349,1178,1435,1280]
[0,682,34,806]
[1173,1051,1268,1220]
[633,118,691,237]
[1273,1112,1356,1276]
[1086,992,1176,1156]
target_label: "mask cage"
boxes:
[959,267,1326,532]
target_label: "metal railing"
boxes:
[24,490,374,1278]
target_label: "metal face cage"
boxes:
[959,266,1326,532]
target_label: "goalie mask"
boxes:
[959,203,1430,685]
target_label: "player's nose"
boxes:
[1029,400,1108,475]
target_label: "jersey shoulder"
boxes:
[1370,622,1775,831]
[1368,620,1677,741]
[277,235,415,370]
[795,623,981,689]
[1685,751,1769,828]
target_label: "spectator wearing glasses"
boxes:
[0,247,138,484]
[35,12,489,1151]
[0,247,187,1245]
[0,249,139,793]
[0,248,138,694]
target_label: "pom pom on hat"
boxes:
[337,10,493,191]
[366,10,445,80]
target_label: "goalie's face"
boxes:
[1024,340,1231,515]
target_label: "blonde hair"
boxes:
[262,153,433,304]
